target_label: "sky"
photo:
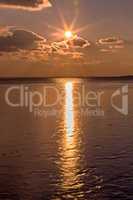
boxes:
[0,0,133,77]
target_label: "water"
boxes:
[0,78,133,200]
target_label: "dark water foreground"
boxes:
[0,78,133,200]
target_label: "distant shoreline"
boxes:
[0,76,133,84]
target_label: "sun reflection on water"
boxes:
[58,81,83,194]
[65,82,74,143]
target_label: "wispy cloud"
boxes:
[97,37,125,52]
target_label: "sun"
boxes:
[64,31,73,39]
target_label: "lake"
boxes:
[0,78,133,200]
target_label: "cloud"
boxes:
[66,36,90,48]
[0,27,132,77]
[97,37,125,52]
[53,36,125,55]
[51,36,91,61]
[52,36,90,50]
[0,28,128,61]
[0,29,92,62]
[98,37,124,45]
[0,0,51,11]
[0,27,47,52]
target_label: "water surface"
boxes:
[0,78,133,200]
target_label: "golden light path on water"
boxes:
[65,82,74,143]
[58,81,84,196]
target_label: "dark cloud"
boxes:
[0,27,47,52]
[0,0,51,11]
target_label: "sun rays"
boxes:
[44,9,89,40]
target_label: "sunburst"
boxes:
[44,10,88,40]
[64,31,73,39]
